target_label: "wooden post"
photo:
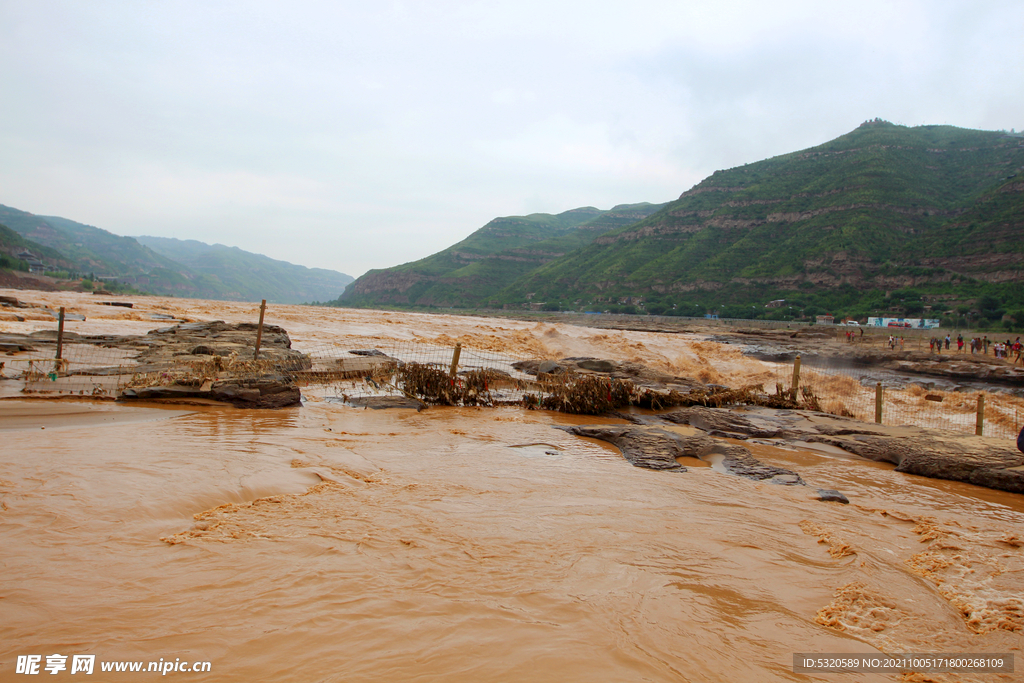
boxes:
[449,343,462,377]
[253,299,267,360]
[56,306,65,360]
[875,382,883,424]
[791,355,801,401]
[976,393,985,437]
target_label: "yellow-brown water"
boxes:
[1,291,1022,681]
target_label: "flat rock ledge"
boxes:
[557,424,804,484]
[662,406,1024,494]
[121,377,301,409]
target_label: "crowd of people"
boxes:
[926,333,1023,363]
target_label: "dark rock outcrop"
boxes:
[120,378,301,408]
[514,356,704,393]
[817,489,850,504]
[662,406,787,438]
[804,431,1024,493]
[558,425,691,470]
[647,405,1024,495]
[344,396,425,410]
[140,321,305,365]
[559,424,804,484]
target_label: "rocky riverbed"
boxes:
[1,319,304,408]
[561,404,1024,495]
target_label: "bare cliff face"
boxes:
[347,270,430,298]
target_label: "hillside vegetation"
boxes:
[503,122,1023,323]
[338,121,1024,327]
[339,203,665,307]
[0,223,72,271]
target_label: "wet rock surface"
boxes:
[804,430,1024,493]
[817,489,850,504]
[561,404,1024,495]
[138,321,306,365]
[661,406,787,438]
[514,356,704,393]
[557,425,690,470]
[659,406,1024,495]
[342,396,425,410]
[4,320,307,409]
[558,423,804,484]
[120,377,302,408]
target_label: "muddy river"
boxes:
[1,291,1022,681]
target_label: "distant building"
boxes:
[816,315,835,325]
[867,317,941,329]
[14,250,45,273]
[766,299,786,308]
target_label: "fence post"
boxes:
[875,382,883,424]
[253,299,267,360]
[56,306,65,360]
[976,393,985,436]
[449,342,462,377]
[791,355,801,401]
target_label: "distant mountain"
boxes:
[339,203,666,308]
[135,236,354,304]
[0,205,182,276]
[497,122,1024,316]
[0,222,72,268]
[0,204,353,303]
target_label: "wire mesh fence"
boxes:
[4,329,1022,439]
[764,358,1024,440]
[293,337,536,406]
[1,342,140,396]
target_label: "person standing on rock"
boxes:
[983,335,989,354]
[945,334,951,350]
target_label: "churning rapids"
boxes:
[1,290,1022,682]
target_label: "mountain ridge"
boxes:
[496,122,1023,317]
[339,202,666,308]
[0,204,353,303]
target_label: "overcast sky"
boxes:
[2,1,1022,279]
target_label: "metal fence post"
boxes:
[253,299,267,360]
[875,382,883,424]
[449,343,462,377]
[56,306,65,360]
[976,393,985,436]
[791,355,801,401]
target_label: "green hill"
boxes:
[339,202,665,307]
[499,121,1024,319]
[135,236,354,304]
